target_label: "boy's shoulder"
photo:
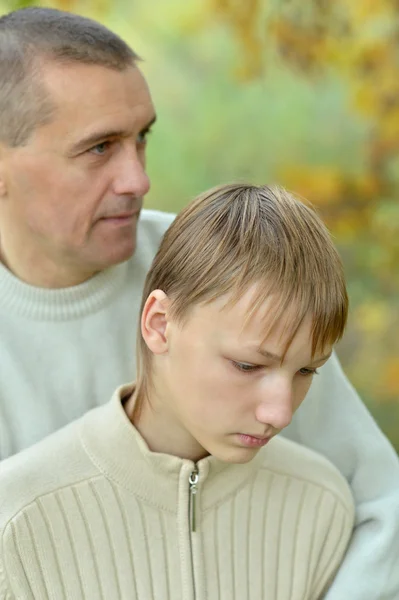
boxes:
[258,435,354,514]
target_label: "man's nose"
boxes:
[254,378,294,431]
[112,147,150,198]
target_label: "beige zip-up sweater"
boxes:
[0,385,354,600]
[0,208,398,599]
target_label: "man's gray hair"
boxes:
[0,7,140,146]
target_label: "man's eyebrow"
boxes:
[69,115,157,154]
[257,348,332,364]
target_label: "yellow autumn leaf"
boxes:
[279,165,343,206]
[381,358,399,397]
[352,84,380,116]
[347,0,394,25]
[352,174,380,198]
[354,302,389,335]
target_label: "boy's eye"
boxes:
[231,361,260,373]
[298,368,319,376]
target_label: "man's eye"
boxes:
[231,361,260,373]
[89,141,111,155]
[136,128,152,145]
[298,368,319,376]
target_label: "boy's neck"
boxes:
[124,388,208,462]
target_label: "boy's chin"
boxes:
[210,443,260,464]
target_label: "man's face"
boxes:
[0,61,155,284]
[152,288,332,464]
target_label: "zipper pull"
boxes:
[189,468,199,533]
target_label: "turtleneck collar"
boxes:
[0,259,130,320]
[80,384,265,512]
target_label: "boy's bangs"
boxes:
[233,278,347,361]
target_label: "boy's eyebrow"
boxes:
[257,349,283,362]
[310,352,333,365]
[257,348,333,364]
[69,115,157,154]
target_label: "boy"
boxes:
[0,184,353,599]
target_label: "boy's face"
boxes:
[147,287,332,464]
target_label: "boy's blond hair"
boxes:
[135,184,348,405]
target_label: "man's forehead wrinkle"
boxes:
[41,62,154,117]
[66,113,156,153]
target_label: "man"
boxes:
[0,7,397,599]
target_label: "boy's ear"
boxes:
[0,149,7,198]
[141,290,171,355]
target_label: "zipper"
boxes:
[189,467,199,532]
[188,466,199,600]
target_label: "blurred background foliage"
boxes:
[1,0,398,451]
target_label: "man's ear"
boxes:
[141,290,171,355]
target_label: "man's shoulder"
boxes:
[138,208,175,237]
[131,209,175,269]
[0,410,100,532]
[258,435,354,514]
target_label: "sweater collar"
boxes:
[80,384,264,512]
[0,259,129,320]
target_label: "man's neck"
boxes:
[0,239,96,288]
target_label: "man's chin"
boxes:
[91,238,137,272]
[109,243,136,266]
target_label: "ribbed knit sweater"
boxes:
[0,208,398,598]
[0,384,354,600]
[0,208,174,459]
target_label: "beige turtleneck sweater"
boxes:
[0,385,354,600]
